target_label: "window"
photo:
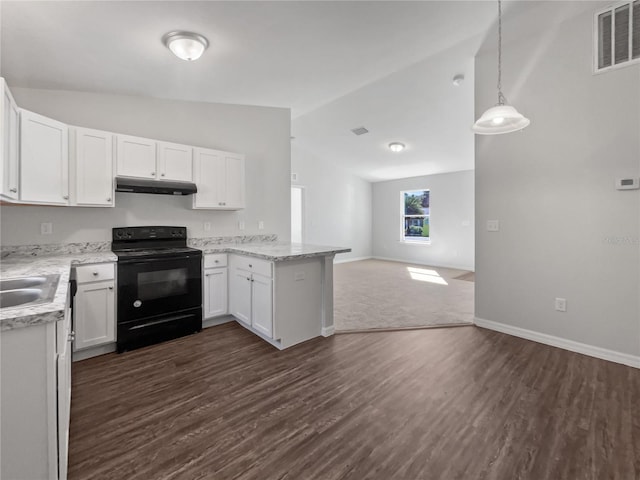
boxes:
[595,1,640,72]
[401,190,430,243]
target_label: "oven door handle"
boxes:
[118,254,202,265]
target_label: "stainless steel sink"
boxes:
[0,276,48,291]
[0,289,44,308]
[0,274,60,309]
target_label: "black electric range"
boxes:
[112,226,202,352]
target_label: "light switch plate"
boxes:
[203,222,211,232]
[258,221,264,230]
[486,220,499,232]
[40,223,53,235]
[238,221,245,231]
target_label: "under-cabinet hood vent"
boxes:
[115,177,197,196]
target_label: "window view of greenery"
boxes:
[403,190,430,242]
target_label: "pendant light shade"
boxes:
[472,105,530,135]
[473,0,530,135]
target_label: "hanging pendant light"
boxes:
[473,0,530,135]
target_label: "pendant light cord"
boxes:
[497,0,507,106]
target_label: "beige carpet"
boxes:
[334,259,474,332]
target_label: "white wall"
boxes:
[291,144,372,261]
[475,7,640,358]
[0,88,291,245]
[372,170,475,270]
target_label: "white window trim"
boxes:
[400,189,431,245]
[593,0,640,75]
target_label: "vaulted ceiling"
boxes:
[1,1,600,181]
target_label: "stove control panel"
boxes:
[112,226,187,241]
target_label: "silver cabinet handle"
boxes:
[9,188,17,193]
[248,264,252,268]
[161,173,165,177]
[93,272,99,276]
[214,260,219,263]
[63,195,69,200]
[151,172,156,176]
[108,286,114,290]
[107,197,112,202]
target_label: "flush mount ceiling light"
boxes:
[388,142,405,153]
[162,31,209,61]
[473,0,530,135]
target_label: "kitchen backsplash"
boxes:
[1,235,278,258]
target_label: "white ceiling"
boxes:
[0,1,600,182]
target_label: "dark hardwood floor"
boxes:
[69,323,640,480]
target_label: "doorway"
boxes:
[291,186,305,243]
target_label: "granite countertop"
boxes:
[198,242,351,261]
[0,238,350,332]
[0,251,117,332]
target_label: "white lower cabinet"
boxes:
[250,273,273,338]
[204,254,228,320]
[0,288,72,480]
[73,264,116,352]
[229,255,273,338]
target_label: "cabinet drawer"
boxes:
[75,263,115,283]
[233,255,272,278]
[204,253,227,268]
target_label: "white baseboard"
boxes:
[474,317,640,369]
[321,325,335,337]
[372,256,474,272]
[334,256,372,264]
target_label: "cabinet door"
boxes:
[157,141,193,182]
[251,273,273,338]
[74,127,114,206]
[192,147,225,209]
[116,134,157,179]
[74,281,115,350]
[229,268,252,326]
[224,153,245,209]
[20,109,69,205]
[1,79,20,200]
[204,268,228,318]
[57,304,71,480]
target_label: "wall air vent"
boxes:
[351,126,369,136]
[595,0,640,72]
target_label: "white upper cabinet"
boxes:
[192,147,245,210]
[116,134,157,180]
[116,136,193,183]
[157,141,193,182]
[1,78,19,201]
[20,109,69,205]
[71,127,114,207]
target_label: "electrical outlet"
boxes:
[555,298,567,312]
[258,221,264,230]
[40,223,53,235]
[486,220,500,232]
[203,222,211,232]
[238,221,245,231]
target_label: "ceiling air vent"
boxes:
[351,126,369,136]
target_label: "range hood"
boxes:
[115,177,197,196]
